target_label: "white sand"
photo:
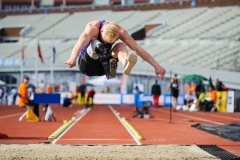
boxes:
[0,144,219,160]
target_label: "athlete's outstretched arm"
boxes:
[65,21,99,68]
[119,26,166,79]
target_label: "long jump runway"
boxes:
[55,105,137,145]
[0,105,239,159]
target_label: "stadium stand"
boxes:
[0,1,240,90]
[26,13,69,37]
[38,11,111,39]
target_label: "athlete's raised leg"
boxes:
[112,42,137,75]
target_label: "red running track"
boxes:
[0,104,239,156]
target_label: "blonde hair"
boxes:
[103,24,119,43]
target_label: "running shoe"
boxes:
[123,51,137,75]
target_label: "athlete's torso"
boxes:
[171,79,179,90]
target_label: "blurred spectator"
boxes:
[86,87,96,108]
[134,85,153,118]
[18,75,39,120]
[133,85,142,94]
[189,90,206,112]
[184,90,196,108]
[170,74,180,111]
[18,75,30,108]
[105,86,112,93]
[10,87,18,105]
[215,78,227,91]
[196,81,205,93]
[204,86,217,112]
[79,82,86,102]
[0,86,4,105]
[28,83,36,97]
[55,84,60,92]
[185,83,191,93]
[190,82,197,96]
[47,84,53,94]
[194,90,206,111]
[198,91,206,107]
[27,83,38,116]
[3,89,8,105]
[38,80,45,93]
[60,83,68,92]
[62,94,73,107]
[151,79,161,108]
[69,91,77,103]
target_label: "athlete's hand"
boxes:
[155,65,166,80]
[65,57,77,68]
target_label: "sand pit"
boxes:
[0,144,218,160]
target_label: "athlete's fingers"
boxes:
[161,74,164,80]
[158,73,164,80]
[64,60,70,65]
[155,70,164,80]
[156,73,161,80]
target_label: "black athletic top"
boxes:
[170,79,179,97]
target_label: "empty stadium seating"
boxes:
[0,6,240,89]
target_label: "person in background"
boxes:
[204,85,217,112]
[79,82,86,104]
[86,87,96,108]
[18,75,30,109]
[169,74,180,111]
[10,87,18,105]
[190,82,197,96]
[195,90,206,111]
[27,83,39,118]
[38,80,45,93]
[184,90,195,108]
[18,75,39,121]
[62,93,73,107]
[215,78,227,91]
[105,86,112,93]
[47,84,53,94]
[151,79,161,108]
[133,85,142,94]
[0,86,4,105]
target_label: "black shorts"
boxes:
[78,52,117,77]
[171,89,179,98]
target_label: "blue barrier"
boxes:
[135,94,153,108]
[164,94,172,107]
[33,93,61,104]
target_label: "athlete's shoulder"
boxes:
[84,20,101,34]
[86,20,101,27]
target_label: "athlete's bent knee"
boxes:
[115,42,126,50]
[112,42,127,53]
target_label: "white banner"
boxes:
[94,93,121,105]
[122,94,135,105]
